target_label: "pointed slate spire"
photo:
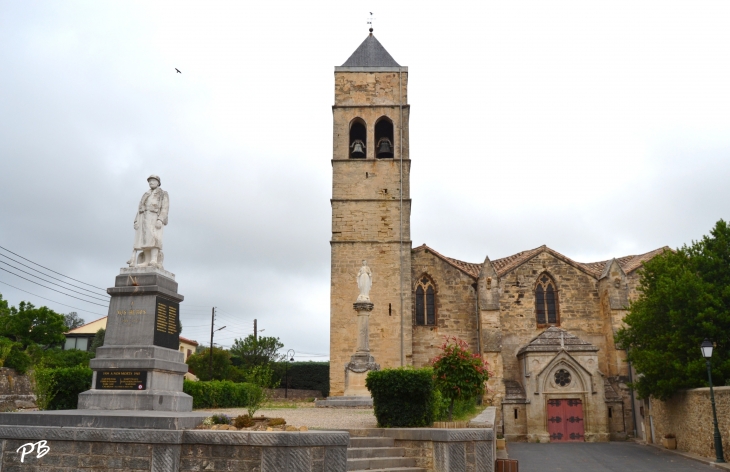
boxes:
[342,33,400,67]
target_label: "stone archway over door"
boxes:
[547,399,585,442]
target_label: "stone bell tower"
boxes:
[329,30,412,397]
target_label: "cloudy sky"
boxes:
[1,1,729,360]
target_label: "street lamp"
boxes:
[285,349,295,399]
[701,338,725,463]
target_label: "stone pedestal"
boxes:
[77,269,192,412]
[344,302,379,397]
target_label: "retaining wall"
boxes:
[649,386,730,461]
[0,426,348,471]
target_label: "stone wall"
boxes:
[410,249,479,368]
[649,387,730,461]
[0,368,35,411]
[0,426,348,471]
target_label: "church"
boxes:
[328,31,666,442]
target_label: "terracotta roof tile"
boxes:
[413,244,668,280]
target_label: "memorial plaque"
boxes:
[96,370,147,390]
[154,296,180,349]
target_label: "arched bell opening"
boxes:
[374,117,394,158]
[349,118,367,159]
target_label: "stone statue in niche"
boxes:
[127,175,169,269]
[356,260,372,302]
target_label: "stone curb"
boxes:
[640,440,730,470]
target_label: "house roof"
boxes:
[341,33,400,67]
[65,316,108,335]
[65,315,199,346]
[517,327,598,355]
[180,336,199,346]
[413,244,668,280]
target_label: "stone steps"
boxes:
[347,434,426,472]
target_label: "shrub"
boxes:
[271,362,329,396]
[432,336,489,421]
[366,367,435,427]
[233,415,255,428]
[46,366,92,410]
[183,380,260,409]
[0,337,14,367]
[268,418,286,427]
[30,367,57,411]
[210,414,230,425]
[186,348,232,381]
[5,347,32,374]
[32,348,93,368]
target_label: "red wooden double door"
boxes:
[547,398,585,442]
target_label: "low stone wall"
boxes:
[349,408,496,472]
[267,388,324,400]
[0,368,36,411]
[0,425,348,471]
[650,386,730,461]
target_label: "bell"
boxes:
[377,138,393,156]
[351,140,365,158]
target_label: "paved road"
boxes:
[507,442,715,472]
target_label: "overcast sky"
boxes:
[1,1,729,360]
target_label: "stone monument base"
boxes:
[79,345,192,412]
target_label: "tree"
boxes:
[431,336,490,421]
[0,301,66,349]
[616,220,730,400]
[89,328,105,354]
[229,335,284,368]
[63,312,85,330]
[186,347,232,381]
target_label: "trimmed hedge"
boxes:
[366,368,435,427]
[47,366,93,410]
[271,362,329,397]
[183,380,261,409]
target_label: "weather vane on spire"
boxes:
[367,12,375,32]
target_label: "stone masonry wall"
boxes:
[0,427,349,471]
[0,368,35,411]
[498,252,606,382]
[410,250,479,368]
[650,387,730,461]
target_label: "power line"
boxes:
[0,279,106,317]
[0,267,108,307]
[0,244,106,290]
[0,260,109,303]
[0,252,109,298]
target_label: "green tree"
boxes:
[89,328,105,354]
[186,347,232,381]
[431,336,490,421]
[0,301,66,349]
[230,335,284,368]
[63,312,85,330]
[616,220,730,400]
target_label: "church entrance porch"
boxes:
[547,399,585,442]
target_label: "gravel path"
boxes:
[198,407,377,430]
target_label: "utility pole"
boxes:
[209,307,215,380]
[253,318,258,363]
[208,307,226,380]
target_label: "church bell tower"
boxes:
[329,31,412,396]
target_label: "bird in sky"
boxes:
[175,68,181,74]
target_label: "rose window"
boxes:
[554,369,571,387]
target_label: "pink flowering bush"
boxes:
[431,336,490,421]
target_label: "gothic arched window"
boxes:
[415,276,436,326]
[349,118,367,159]
[535,273,559,326]
[374,116,394,158]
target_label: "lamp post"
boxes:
[285,349,295,399]
[701,338,725,463]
